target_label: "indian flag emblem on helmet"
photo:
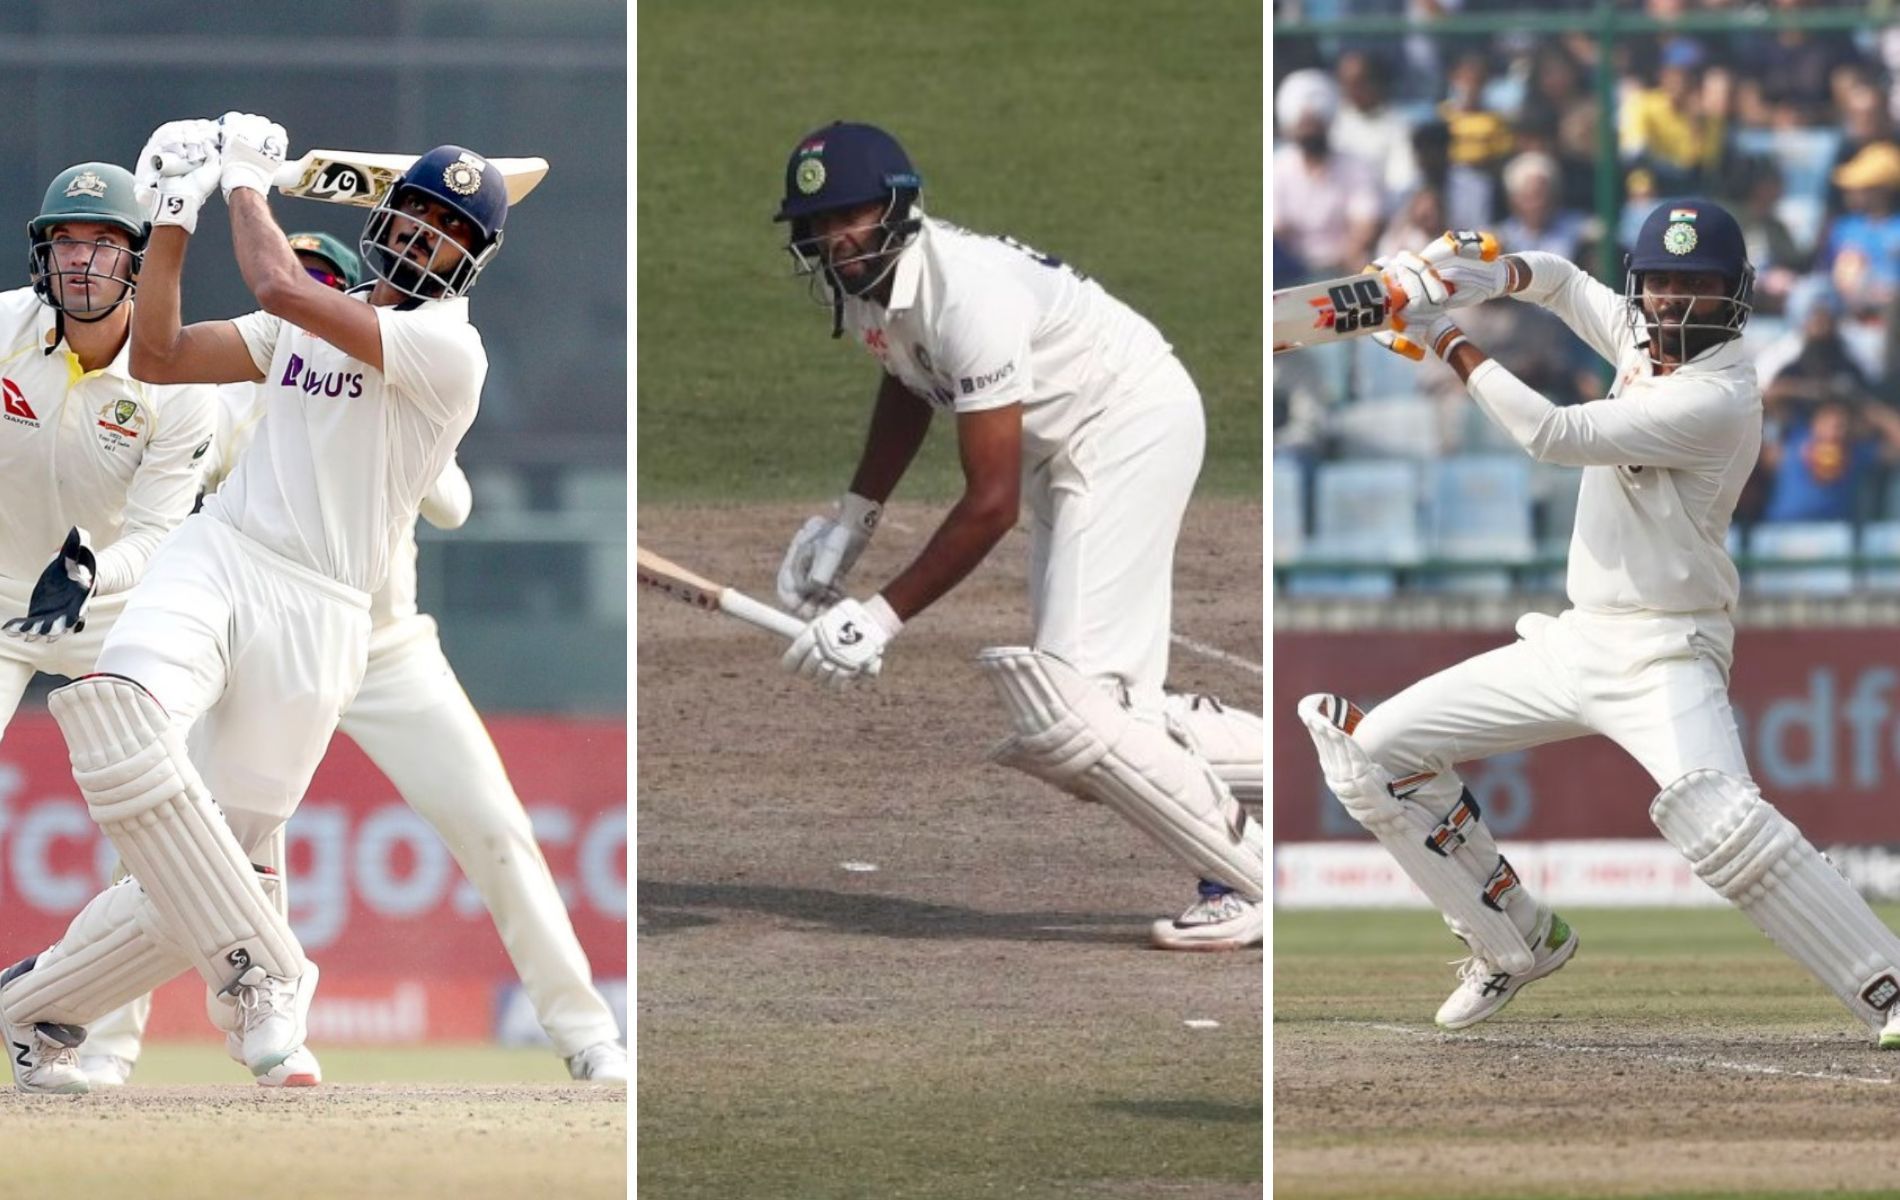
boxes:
[1664,222,1698,255]
[1669,207,1698,222]
[65,170,108,199]
[443,154,486,197]
[796,156,827,196]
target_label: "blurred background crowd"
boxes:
[1274,0,1900,596]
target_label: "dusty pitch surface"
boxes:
[2,1083,626,1199]
[1276,908,1900,1200]
[637,500,1263,1199]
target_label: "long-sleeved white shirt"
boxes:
[1467,252,1762,615]
[0,287,216,593]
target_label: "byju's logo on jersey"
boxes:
[279,352,365,399]
[1,378,36,427]
[95,397,147,453]
[958,361,1016,396]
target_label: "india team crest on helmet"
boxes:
[796,155,826,195]
[64,170,108,199]
[443,153,487,197]
[1664,222,1698,255]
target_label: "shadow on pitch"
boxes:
[1095,1098,1262,1124]
[635,879,1143,945]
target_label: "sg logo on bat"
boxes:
[1310,278,1390,335]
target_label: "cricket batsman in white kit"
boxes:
[0,112,505,1092]
[771,123,1263,949]
[1300,201,1900,1046]
[0,163,216,735]
[73,235,628,1087]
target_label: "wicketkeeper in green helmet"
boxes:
[27,161,150,328]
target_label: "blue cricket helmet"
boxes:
[1623,198,1755,352]
[775,122,923,333]
[361,144,508,300]
[775,122,920,224]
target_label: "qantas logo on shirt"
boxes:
[279,352,364,399]
[1,378,36,426]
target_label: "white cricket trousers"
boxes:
[337,616,621,1056]
[100,514,370,852]
[82,614,622,1061]
[1025,355,1204,714]
[1355,607,1752,818]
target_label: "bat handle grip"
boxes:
[151,151,196,178]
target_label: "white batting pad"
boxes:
[0,878,189,1028]
[1163,694,1263,804]
[1298,693,1536,973]
[49,675,303,991]
[978,647,1263,900]
[1653,769,1900,1030]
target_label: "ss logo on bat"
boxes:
[1326,278,1388,334]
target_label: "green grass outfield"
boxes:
[637,0,1262,503]
[1277,905,1900,1026]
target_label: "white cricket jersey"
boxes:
[1468,252,1762,615]
[841,213,1176,459]
[0,287,216,592]
[201,379,471,629]
[205,293,485,594]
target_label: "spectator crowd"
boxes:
[1275,0,1900,550]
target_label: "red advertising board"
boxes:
[1276,629,1900,844]
[0,716,625,1043]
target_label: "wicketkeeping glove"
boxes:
[3,527,96,643]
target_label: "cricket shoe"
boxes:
[0,957,90,1094]
[1880,1006,1900,1050]
[229,958,319,1079]
[223,1030,322,1087]
[1435,911,1578,1031]
[1150,881,1264,952]
[567,1040,629,1083]
[77,1053,134,1088]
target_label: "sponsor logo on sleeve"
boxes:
[958,361,1016,396]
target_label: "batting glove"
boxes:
[3,527,95,643]
[136,119,222,235]
[217,112,288,200]
[1376,250,1454,320]
[1373,310,1469,363]
[781,595,902,689]
[1420,229,1510,308]
[776,492,882,618]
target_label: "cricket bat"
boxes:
[1272,270,1403,356]
[151,148,549,208]
[636,545,806,640]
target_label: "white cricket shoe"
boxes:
[1435,911,1578,1031]
[223,1030,321,1087]
[230,959,319,1079]
[567,1041,629,1083]
[77,1053,134,1088]
[1150,882,1264,952]
[0,957,90,1095]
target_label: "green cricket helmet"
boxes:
[287,230,364,290]
[28,162,149,320]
